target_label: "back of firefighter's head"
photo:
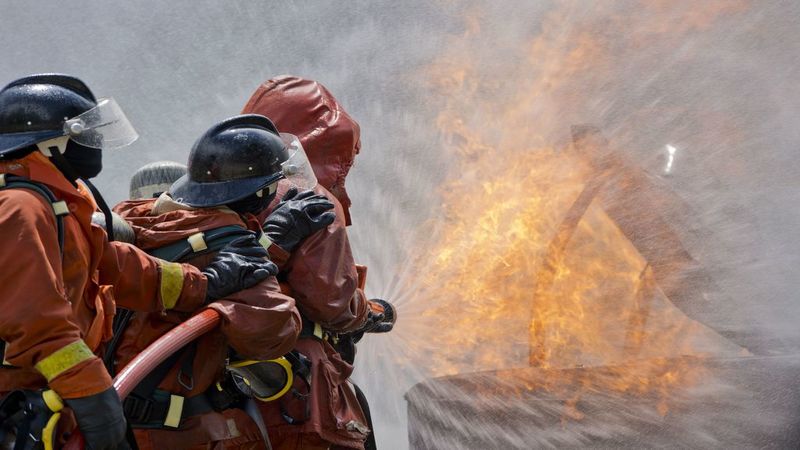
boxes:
[0,74,138,181]
[242,75,360,224]
[169,114,289,216]
[129,161,187,199]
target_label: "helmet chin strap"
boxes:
[46,145,115,242]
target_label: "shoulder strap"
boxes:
[147,225,253,262]
[0,174,68,257]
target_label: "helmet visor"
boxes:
[64,98,138,149]
[280,133,317,190]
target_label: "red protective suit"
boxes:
[243,77,372,449]
[0,151,207,401]
[114,195,302,450]
[242,75,360,226]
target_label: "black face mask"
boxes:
[227,190,275,216]
[62,140,102,179]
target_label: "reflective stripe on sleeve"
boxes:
[34,340,94,382]
[158,260,185,310]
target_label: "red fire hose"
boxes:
[63,308,222,449]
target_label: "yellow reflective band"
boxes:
[159,260,184,310]
[51,201,69,216]
[42,389,64,412]
[42,411,61,450]
[0,174,6,187]
[187,232,208,252]
[258,233,272,251]
[313,323,323,340]
[34,340,94,382]
[164,394,184,428]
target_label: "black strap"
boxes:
[131,342,196,401]
[279,351,312,425]
[123,389,214,429]
[147,226,252,262]
[0,174,66,257]
[46,146,116,242]
[82,177,115,242]
[353,383,377,450]
[103,308,134,376]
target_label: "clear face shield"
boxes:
[63,98,139,149]
[279,133,317,190]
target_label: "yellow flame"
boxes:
[399,0,750,420]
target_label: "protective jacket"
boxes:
[0,152,207,401]
[256,181,370,449]
[244,75,372,449]
[114,194,302,450]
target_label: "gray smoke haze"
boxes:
[2,0,799,448]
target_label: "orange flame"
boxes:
[398,0,750,419]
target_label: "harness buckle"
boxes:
[122,395,153,423]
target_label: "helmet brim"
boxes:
[0,130,64,155]
[168,172,283,208]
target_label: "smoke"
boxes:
[2,0,799,448]
[357,0,800,447]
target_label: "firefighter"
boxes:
[0,75,275,450]
[242,76,396,450]
[113,114,336,449]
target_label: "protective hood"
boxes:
[242,75,361,225]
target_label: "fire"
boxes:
[397,0,750,419]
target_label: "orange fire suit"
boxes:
[255,181,371,450]
[0,152,207,402]
[114,195,302,450]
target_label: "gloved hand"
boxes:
[363,299,397,333]
[350,299,397,344]
[65,387,130,450]
[263,187,336,252]
[203,234,278,302]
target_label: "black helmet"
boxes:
[0,73,138,160]
[170,114,290,207]
[0,74,96,158]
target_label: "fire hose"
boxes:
[63,308,221,450]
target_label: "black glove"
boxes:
[263,188,336,252]
[364,299,396,333]
[65,387,130,450]
[352,299,397,343]
[203,234,278,302]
